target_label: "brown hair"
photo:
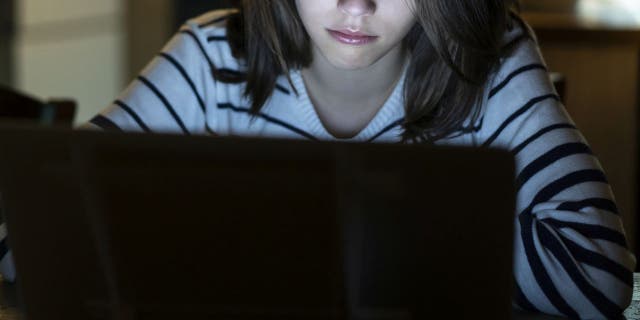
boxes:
[219,0,521,143]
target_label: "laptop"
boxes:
[0,125,515,320]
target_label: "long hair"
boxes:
[221,0,521,143]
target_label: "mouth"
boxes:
[327,29,379,46]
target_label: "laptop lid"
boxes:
[0,126,109,320]
[0,126,515,320]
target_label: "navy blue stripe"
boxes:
[0,237,9,262]
[182,31,275,94]
[205,126,218,136]
[179,30,291,96]
[537,223,626,319]
[113,100,151,133]
[207,35,227,42]
[180,29,217,74]
[560,234,633,287]
[158,53,220,135]
[489,64,547,99]
[218,68,244,76]
[557,198,619,215]
[158,52,206,114]
[541,218,627,248]
[137,76,190,135]
[514,278,540,313]
[503,33,530,51]
[90,115,123,132]
[504,13,532,50]
[274,84,291,95]
[217,103,317,140]
[519,213,580,318]
[218,68,291,95]
[198,14,233,28]
[482,94,560,147]
[522,169,609,216]
[512,123,577,155]
[516,143,593,191]
[368,118,403,142]
[518,172,612,309]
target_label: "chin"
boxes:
[327,53,378,70]
[331,61,371,70]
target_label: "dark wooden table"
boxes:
[0,274,638,319]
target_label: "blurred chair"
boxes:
[550,72,567,104]
[0,86,76,126]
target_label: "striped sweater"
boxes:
[4,9,635,318]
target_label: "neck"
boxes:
[301,44,409,108]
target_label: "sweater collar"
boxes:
[288,64,407,142]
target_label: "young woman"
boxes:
[79,0,635,317]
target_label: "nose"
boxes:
[338,0,376,17]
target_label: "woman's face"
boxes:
[295,0,417,70]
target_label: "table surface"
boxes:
[0,274,639,319]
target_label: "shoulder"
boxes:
[491,15,551,99]
[473,15,567,148]
[171,9,246,71]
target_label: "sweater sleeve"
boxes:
[481,36,636,319]
[87,19,221,135]
[0,224,15,282]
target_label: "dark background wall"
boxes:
[174,0,231,28]
[127,0,231,81]
[0,0,14,86]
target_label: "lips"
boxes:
[327,29,378,45]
